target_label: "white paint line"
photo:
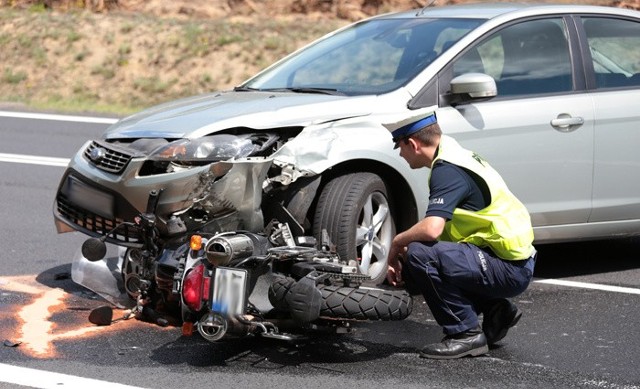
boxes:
[534,279,640,295]
[0,153,69,167]
[0,363,144,389]
[0,110,119,124]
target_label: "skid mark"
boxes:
[0,276,46,295]
[1,275,147,358]
[17,288,66,356]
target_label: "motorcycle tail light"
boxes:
[202,276,211,300]
[182,264,208,312]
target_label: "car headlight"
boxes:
[149,135,256,162]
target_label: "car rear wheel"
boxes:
[313,173,395,285]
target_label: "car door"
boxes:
[433,17,595,238]
[578,16,640,223]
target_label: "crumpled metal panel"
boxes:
[189,158,273,232]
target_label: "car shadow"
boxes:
[533,238,640,279]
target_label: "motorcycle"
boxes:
[74,199,413,342]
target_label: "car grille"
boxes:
[56,193,142,246]
[84,141,132,174]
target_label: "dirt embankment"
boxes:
[7,0,639,19]
[0,0,638,115]
[3,1,456,20]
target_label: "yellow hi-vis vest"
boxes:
[430,135,535,260]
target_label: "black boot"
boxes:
[419,326,488,359]
[482,298,522,345]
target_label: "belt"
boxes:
[502,249,537,267]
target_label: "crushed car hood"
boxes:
[103,91,376,139]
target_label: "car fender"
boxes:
[271,112,431,218]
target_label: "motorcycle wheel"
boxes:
[319,285,412,321]
[269,277,412,321]
[313,173,395,285]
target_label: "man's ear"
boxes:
[408,137,420,152]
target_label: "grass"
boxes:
[0,8,346,115]
[2,69,28,84]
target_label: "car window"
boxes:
[243,18,484,95]
[581,17,640,88]
[452,18,573,96]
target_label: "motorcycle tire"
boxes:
[269,277,413,321]
[319,285,413,321]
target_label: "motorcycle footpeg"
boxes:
[137,306,169,327]
[259,331,308,342]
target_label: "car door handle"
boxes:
[550,114,584,132]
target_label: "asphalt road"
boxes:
[1,111,639,389]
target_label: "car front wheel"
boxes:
[313,172,395,285]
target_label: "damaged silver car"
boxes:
[55,3,640,285]
[55,99,408,283]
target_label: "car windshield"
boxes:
[242,17,486,95]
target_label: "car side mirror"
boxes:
[448,73,497,106]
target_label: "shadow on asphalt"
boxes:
[533,238,640,278]
[35,263,84,292]
[148,332,419,369]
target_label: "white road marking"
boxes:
[534,279,640,295]
[0,153,69,167]
[0,363,144,389]
[0,110,119,124]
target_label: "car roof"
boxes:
[379,2,639,20]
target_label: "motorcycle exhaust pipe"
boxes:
[205,233,255,266]
[197,312,228,342]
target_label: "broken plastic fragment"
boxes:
[3,339,22,347]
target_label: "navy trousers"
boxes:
[403,241,536,335]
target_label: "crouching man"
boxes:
[384,110,537,359]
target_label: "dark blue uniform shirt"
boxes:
[425,160,491,220]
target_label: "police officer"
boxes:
[384,110,536,359]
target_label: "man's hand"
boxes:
[386,216,443,287]
[386,244,405,287]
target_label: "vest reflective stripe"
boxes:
[430,135,535,260]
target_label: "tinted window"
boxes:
[453,18,573,96]
[582,17,640,88]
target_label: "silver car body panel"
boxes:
[590,88,640,222]
[105,92,376,140]
[438,94,595,227]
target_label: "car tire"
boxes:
[313,172,395,285]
